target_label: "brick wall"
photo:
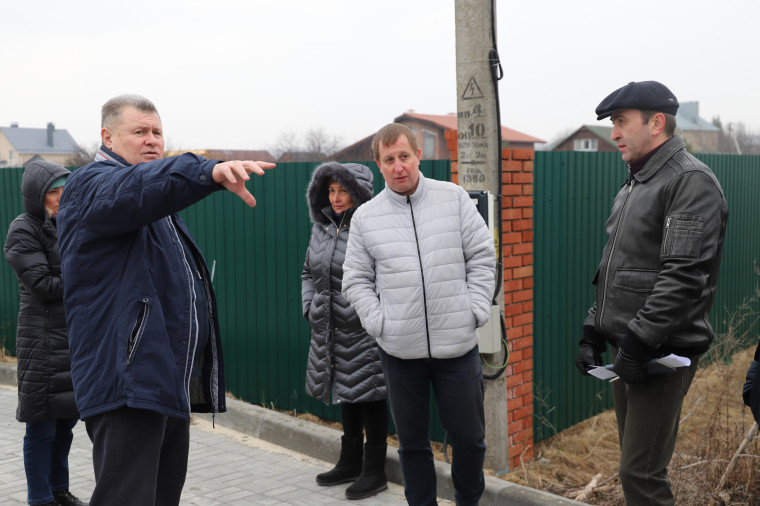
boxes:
[446,130,535,469]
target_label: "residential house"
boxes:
[330,111,546,162]
[0,122,80,167]
[552,101,721,153]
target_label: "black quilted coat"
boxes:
[301,162,387,405]
[3,160,78,423]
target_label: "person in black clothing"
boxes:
[576,81,728,505]
[4,160,87,506]
[743,340,760,424]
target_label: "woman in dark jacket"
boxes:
[301,162,389,500]
[3,160,86,506]
[743,340,760,424]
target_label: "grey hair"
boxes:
[101,94,159,129]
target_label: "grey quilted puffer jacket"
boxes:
[301,162,387,405]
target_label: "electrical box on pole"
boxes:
[455,0,509,473]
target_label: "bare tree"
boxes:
[304,127,343,159]
[270,127,344,162]
[711,117,760,155]
[65,142,100,168]
[271,130,302,160]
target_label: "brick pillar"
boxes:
[501,147,534,467]
[446,130,535,469]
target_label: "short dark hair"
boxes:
[101,94,159,129]
[641,110,677,137]
[372,123,419,161]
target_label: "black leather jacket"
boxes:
[585,136,728,356]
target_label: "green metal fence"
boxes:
[0,168,24,353]
[534,151,760,441]
[4,151,759,445]
[0,160,452,440]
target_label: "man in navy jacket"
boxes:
[58,94,273,505]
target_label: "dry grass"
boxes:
[499,345,759,505]
[273,341,760,505]
[498,282,760,505]
[0,343,16,363]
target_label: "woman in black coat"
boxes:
[3,160,86,506]
[301,162,388,500]
[743,340,760,424]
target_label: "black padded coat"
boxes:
[743,341,760,424]
[301,162,387,405]
[3,160,78,423]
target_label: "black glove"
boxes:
[612,330,658,384]
[575,326,606,376]
[743,360,758,406]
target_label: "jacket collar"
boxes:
[633,136,684,183]
[385,172,427,205]
[94,145,130,167]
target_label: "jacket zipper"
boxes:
[329,213,346,377]
[664,217,672,254]
[197,262,220,415]
[166,217,200,415]
[126,299,150,365]
[599,177,635,332]
[407,195,432,358]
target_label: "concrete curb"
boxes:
[0,362,582,505]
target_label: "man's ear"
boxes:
[101,127,112,149]
[650,113,666,137]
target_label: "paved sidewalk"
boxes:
[0,385,410,506]
[0,363,581,505]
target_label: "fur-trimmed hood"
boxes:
[307,162,374,224]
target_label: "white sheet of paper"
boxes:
[587,354,691,381]
[588,366,617,380]
[654,354,691,368]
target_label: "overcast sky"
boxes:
[3,0,758,154]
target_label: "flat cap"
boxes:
[595,81,679,120]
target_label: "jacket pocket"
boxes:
[662,215,703,258]
[613,269,658,292]
[126,298,151,365]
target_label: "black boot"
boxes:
[316,436,363,486]
[345,443,388,500]
[53,489,88,506]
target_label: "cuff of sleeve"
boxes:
[621,330,658,361]
[580,325,606,351]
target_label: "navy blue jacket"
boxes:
[58,147,227,420]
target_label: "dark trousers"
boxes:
[341,399,389,446]
[612,351,700,506]
[379,346,485,506]
[85,407,190,506]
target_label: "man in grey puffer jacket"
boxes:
[342,123,495,506]
[576,81,728,505]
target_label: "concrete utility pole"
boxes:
[455,0,509,473]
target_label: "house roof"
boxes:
[550,125,615,151]
[395,111,546,144]
[0,125,80,154]
[584,125,616,148]
[556,100,719,150]
[328,133,374,160]
[676,101,720,132]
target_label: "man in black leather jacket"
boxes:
[575,81,728,505]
